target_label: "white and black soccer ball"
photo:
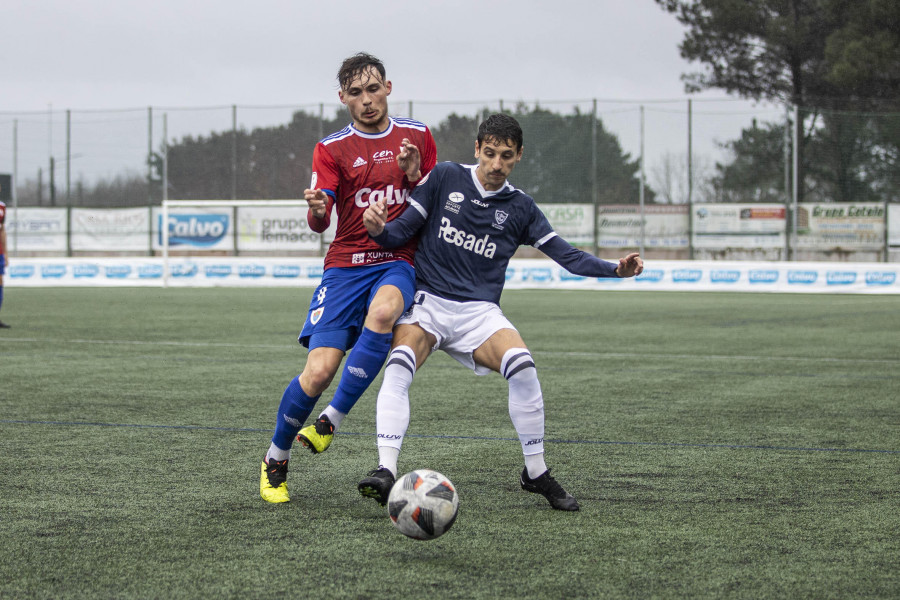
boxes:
[388,469,459,540]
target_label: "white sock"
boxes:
[377,447,400,477]
[374,346,416,472]
[501,347,546,458]
[524,453,548,480]
[321,405,346,430]
[266,443,290,462]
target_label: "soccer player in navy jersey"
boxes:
[357,113,642,511]
[260,53,438,503]
[0,197,9,329]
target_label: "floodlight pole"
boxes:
[639,106,646,257]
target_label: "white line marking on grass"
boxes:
[3,419,899,454]
[2,337,898,364]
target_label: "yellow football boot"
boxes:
[296,416,336,454]
[260,458,290,503]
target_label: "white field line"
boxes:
[2,336,898,365]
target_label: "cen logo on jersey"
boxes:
[354,185,410,208]
[372,149,395,163]
[438,217,497,258]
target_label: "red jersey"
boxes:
[308,117,437,270]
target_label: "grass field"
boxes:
[1,287,898,599]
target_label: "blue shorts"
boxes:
[298,261,415,351]
[0,254,4,276]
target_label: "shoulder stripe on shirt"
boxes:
[320,126,354,145]
[392,117,428,132]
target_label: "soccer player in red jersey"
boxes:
[0,197,9,329]
[260,53,437,503]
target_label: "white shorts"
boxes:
[397,291,517,375]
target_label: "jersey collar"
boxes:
[468,164,512,198]
[349,117,395,139]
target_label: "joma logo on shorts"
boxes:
[438,217,497,258]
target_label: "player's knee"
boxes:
[501,348,537,382]
[299,364,337,396]
[366,308,400,332]
[365,297,405,332]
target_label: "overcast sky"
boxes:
[3,0,783,186]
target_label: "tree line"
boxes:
[14,0,897,207]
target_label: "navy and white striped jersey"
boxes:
[372,161,619,304]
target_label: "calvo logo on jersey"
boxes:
[354,185,410,208]
[492,210,509,230]
[160,213,230,247]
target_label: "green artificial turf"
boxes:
[1,288,898,598]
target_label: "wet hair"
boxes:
[477,113,524,152]
[337,52,387,91]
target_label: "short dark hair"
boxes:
[337,52,386,91]
[477,113,523,152]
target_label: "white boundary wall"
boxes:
[6,258,898,294]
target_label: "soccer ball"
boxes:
[388,469,459,540]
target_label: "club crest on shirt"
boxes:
[492,210,509,230]
[310,306,324,325]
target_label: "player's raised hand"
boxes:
[397,138,422,182]
[363,198,388,236]
[304,188,328,219]
[615,252,644,278]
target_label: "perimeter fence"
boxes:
[1,99,898,261]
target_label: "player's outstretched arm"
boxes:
[396,138,422,183]
[539,235,643,279]
[365,197,428,249]
[615,252,644,277]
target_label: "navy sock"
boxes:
[330,328,393,414]
[271,376,320,451]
